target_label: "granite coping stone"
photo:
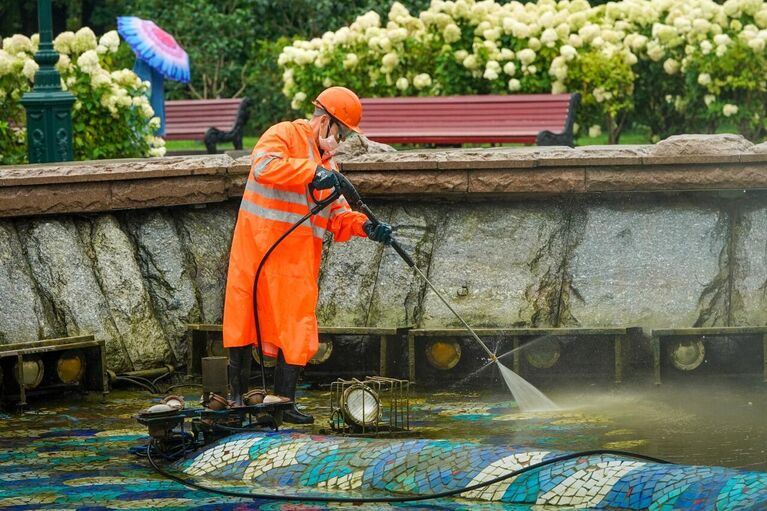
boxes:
[1,137,767,218]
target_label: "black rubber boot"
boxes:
[228,346,251,407]
[274,351,313,424]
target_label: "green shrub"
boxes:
[279,0,767,143]
[0,28,164,165]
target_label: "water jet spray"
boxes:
[337,174,557,411]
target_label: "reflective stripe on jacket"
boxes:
[222,119,367,365]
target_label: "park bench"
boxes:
[359,93,580,147]
[164,97,251,154]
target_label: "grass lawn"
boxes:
[164,136,260,153]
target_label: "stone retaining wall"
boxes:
[1,135,766,371]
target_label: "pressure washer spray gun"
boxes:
[334,173,497,362]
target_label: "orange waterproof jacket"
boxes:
[222,119,368,365]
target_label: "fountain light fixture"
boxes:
[670,338,705,371]
[425,339,461,370]
[56,350,86,384]
[524,337,561,369]
[340,382,381,428]
[251,346,277,367]
[14,356,44,389]
[308,340,333,365]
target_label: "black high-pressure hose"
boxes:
[146,441,669,504]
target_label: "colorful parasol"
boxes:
[117,16,190,83]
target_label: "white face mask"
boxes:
[319,118,340,155]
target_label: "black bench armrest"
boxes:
[536,93,581,147]
[203,97,252,154]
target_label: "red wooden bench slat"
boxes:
[164,98,245,139]
[359,94,577,146]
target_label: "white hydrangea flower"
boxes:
[756,9,767,28]
[343,53,359,69]
[503,61,516,76]
[76,49,100,74]
[551,81,567,94]
[508,78,521,91]
[748,37,765,52]
[500,48,515,60]
[568,34,583,47]
[74,27,97,53]
[396,77,409,90]
[715,44,728,57]
[483,68,499,80]
[55,53,71,72]
[483,28,502,41]
[541,28,558,47]
[697,73,712,86]
[0,50,15,77]
[382,52,399,69]
[560,44,577,61]
[704,94,716,106]
[588,124,602,138]
[22,58,38,80]
[663,58,680,74]
[518,48,536,65]
[700,40,713,54]
[413,73,431,89]
[323,77,333,87]
[713,33,731,46]
[99,30,120,53]
[646,41,665,61]
[527,37,542,51]
[526,65,537,75]
[454,49,469,61]
[443,23,461,43]
[90,69,111,87]
[3,34,34,55]
[462,54,479,69]
[722,103,738,116]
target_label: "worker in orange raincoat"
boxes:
[222,87,393,423]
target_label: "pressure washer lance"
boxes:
[336,174,497,362]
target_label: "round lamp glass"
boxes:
[425,340,461,370]
[251,346,277,367]
[14,357,44,389]
[671,339,705,371]
[308,340,333,365]
[341,384,380,427]
[57,350,86,384]
[524,337,561,369]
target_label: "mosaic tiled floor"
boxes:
[0,385,766,510]
[179,431,767,509]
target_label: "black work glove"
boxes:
[312,166,339,190]
[363,221,393,245]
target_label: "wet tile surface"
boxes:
[0,384,766,510]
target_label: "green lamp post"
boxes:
[21,0,75,163]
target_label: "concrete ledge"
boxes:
[1,134,766,218]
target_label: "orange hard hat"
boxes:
[312,86,364,134]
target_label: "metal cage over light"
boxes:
[329,376,411,436]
